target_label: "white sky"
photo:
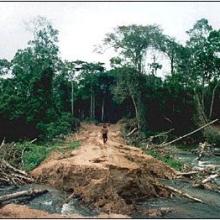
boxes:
[1,2,220,76]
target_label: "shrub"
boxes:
[16,142,50,171]
[146,149,183,171]
[17,139,81,171]
[37,112,73,140]
[204,126,220,147]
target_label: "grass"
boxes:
[175,143,197,151]
[66,140,80,150]
[17,139,81,172]
[146,149,183,171]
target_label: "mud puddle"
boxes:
[134,178,220,218]
[0,184,96,217]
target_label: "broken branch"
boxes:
[126,127,138,137]
[202,174,220,184]
[161,119,219,146]
[0,188,48,204]
[162,185,204,203]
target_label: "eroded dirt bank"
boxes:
[0,204,129,218]
[31,122,176,216]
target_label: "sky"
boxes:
[1,2,220,76]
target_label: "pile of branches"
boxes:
[0,142,22,167]
[0,140,34,185]
[0,159,33,185]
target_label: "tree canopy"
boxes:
[1,17,220,143]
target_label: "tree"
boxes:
[104,25,165,130]
[75,61,105,120]
[186,18,220,123]
[104,25,164,74]
[0,16,67,140]
[0,59,11,76]
[148,55,162,75]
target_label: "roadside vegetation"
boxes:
[1,139,80,172]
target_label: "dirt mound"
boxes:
[31,123,176,216]
[0,204,63,218]
[0,204,129,218]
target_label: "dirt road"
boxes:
[31,122,176,215]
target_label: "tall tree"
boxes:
[104,25,164,130]
[186,19,220,122]
[75,61,105,120]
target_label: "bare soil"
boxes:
[30,122,176,216]
[0,204,129,218]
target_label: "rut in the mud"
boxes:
[31,122,176,215]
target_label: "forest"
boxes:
[1,16,220,218]
[1,17,220,143]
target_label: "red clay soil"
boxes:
[31,122,176,216]
[0,204,63,218]
[0,204,129,218]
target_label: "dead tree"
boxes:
[0,188,48,204]
[0,159,33,185]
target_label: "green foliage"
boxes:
[2,16,220,147]
[16,142,50,171]
[22,144,48,171]
[204,127,220,147]
[147,149,183,171]
[16,139,81,171]
[67,141,80,149]
[37,112,73,140]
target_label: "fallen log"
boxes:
[176,171,199,177]
[161,185,204,203]
[161,119,219,146]
[0,188,48,204]
[126,127,138,137]
[152,129,174,139]
[1,159,28,177]
[202,174,220,184]
[0,159,34,185]
[0,138,5,147]
[29,138,37,144]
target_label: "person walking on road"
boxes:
[101,124,108,144]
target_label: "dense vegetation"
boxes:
[1,16,220,146]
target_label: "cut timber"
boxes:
[149,129,174,139]
[176,171,198,177]
[0,159,33,185]
[202,174,219,184]
[29,138,37,144]
[161,185,204,203]
[0,138,5,147]
[161,119,219,146]
[147,129,174,144]
[1,160,28,177]
[0,188,48,204]
[126,127,138,137]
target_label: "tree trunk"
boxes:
[194,92,208,127]
[201,77,205,111]
[90,93,93,120]
[209,82,219,119]
[90,82,93,120]
[93,93,95,119]
[161,119,218,146]
[130,92,140,129]
[171,51,174,75]
[0,189,48,204]
[161,185,204,203]
[71,81,74,116]
[101,97,105,122]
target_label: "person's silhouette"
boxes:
[101,124,108,144]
